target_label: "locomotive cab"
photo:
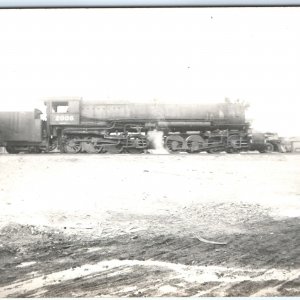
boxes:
[45,99,81,126]
[44,99,82,152]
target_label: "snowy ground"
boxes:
[0,153,299,297]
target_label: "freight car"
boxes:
[0,98,273,154]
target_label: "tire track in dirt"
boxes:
[0,216,299,297]
[1,259,299,297]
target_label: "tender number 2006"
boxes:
[55,115,75,121]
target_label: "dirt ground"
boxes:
[0,153,299,297]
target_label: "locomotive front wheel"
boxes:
[64,140,81,153]
[259,142,274,153]
[265,143,274,153]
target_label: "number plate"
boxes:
[50,114,80,125]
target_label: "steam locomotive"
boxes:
[0,98,274,154]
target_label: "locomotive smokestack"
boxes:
[147,130,169,154]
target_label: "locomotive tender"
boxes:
[0,98,273,154]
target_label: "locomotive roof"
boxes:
[44,98,246,108]
[81,100,227,106]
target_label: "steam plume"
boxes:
[147,130,169,154]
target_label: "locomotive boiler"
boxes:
[0,98,274,154]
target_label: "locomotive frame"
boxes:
[0,98,273,154]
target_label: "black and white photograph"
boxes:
[0,5,299,297]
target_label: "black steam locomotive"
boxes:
[0,98,273,154]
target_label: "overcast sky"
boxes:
[0,8,299,136]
